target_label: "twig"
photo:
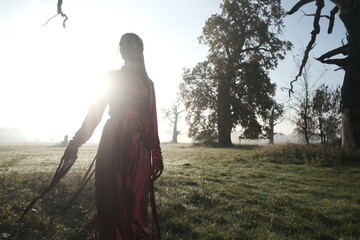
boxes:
[299,10,330,19]
[43,13,59,27]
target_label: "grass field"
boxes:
[1,143,360,240]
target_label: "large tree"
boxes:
[180,0,291,146]
[287,0,360,150]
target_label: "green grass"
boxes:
[1,143,360,239]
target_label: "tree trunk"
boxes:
[304,82,311,145]
[304,128,310,145]
[319,119,325,143]
[217,77,233,146]
[171,114,178,143]
[304,111,310,145]
[269,127,274,144]
[340,3,360,150]
[341,109,357,149]
[269,109,274,144]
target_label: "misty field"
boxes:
[1,143,360,240]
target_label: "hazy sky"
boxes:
[0,0,346,143]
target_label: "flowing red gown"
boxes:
[71,67,163,240]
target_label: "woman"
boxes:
[64,33,163,240]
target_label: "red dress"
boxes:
[71,67,163,240]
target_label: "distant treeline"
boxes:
[0,128,28,143]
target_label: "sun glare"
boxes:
[0,0,181,143]
[0,19,117,142]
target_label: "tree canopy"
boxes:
[180,0,291,146]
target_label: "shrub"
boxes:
[253,144,360,166]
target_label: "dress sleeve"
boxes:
[71,76,110,147]
[149,83,163,168]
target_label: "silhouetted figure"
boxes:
[64,33,164,239]
[20,34,163,240]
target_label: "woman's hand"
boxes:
[63,140,79,160]
[152,147,163,181]
[153,163,163,181]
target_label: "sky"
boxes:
[0,0,347,143]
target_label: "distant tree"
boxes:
[263,101,285,144]
[180,0,292,146]
[287,0,360,150]
[294,100,317,145]
[312,84,341,143]
[291,55,318,145]
[162,94,185,144]
[60,135,69,147]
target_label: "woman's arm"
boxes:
[149,82,163,180]
[72,93,108,145]
[64,77,110,159]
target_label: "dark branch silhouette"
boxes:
[316,43,349,67]
[328,6,339,33]
[316,58,347,68]
[43,0,68,28]
[299,10,330,19]
[287,0,316,15]
[287,0,324,97]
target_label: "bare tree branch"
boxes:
[43,14,59,27]
[316,44,349,60]
[316,58,347,68]
[328,6,339,33]
[43,0,68,28]
[165,114,175,124]
[298,5,338,34]
[57,0,68,28]
[288,0,324,97]
[287,0,316,15]
[315,44,348,68]
[299,10,330,19]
